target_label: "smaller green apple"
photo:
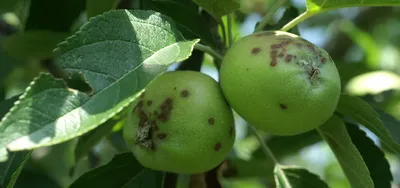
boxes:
[123,71,235,174]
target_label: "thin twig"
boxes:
[280,12,313,31]
[194,43,223,61]
[250,126,279,164]
[219,18,228,50]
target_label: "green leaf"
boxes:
[0,73,89,151]
[346,123,393,188]
[192,0,240,19]
[317,115,374,188]
[274,165,328,188]
[0,151,31,188]
[69,152,163,188]
[336,94,400,153]
[2,31,69,60]
[0,10,198,153]
[86,0,118,18]
[13,170,61,188]
[374,108,400,147]
[306,0,400,13]
[25,0,85,32]
[143,0,218,48]
[74,118,118,161]
[0,96,20,162]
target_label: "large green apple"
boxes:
[123,71,235,173]
[220,31,341,136]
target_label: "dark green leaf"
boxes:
[336,94,400,153]
[0,10,198,153]
[70,152,163,188]
[192,0,240,19]
[86,0,118,18]
[374,108,400,147]
[306,0,400,13]
[24,0,85,32]
[4,152,31,188]
[2,31,69,60]
[0,151,30,188]
[143,0,217,48]
[274,165,328,188]
[13,169,61,188]
[346,123,393,188]
[317,115,373,188]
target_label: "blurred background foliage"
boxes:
[1,0,400,187]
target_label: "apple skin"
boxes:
[219,30,341,136]
[123,71,235,174]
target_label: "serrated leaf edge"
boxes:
[0,72,58,130]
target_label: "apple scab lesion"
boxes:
[269,39,294,66]
[269,37,327,68]
[133,96,173,151]
[180,89,190,98]
[208,117,215,125]
[214,142,221,151]
[158,97,173,122]
[251,47,261,55]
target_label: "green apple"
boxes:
[220,30,341,136]
[123,71,235,173]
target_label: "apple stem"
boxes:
[194,43,223,61]
[280,12,314,32]
[250,125,280,164]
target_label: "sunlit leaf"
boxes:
[306,0,400,13]
[0,10,199,155]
